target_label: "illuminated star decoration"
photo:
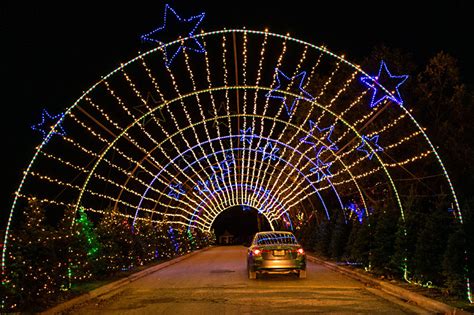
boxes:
[133,92,166,126]
[299,120,338,158]
[31,109,66,141]
[211,154,235,184]
[193,180,212,195]
[357,134,383,160]
[310,158,332,182]
[346,202,365,223]
[360,60,409,108]
[255,188,272,213]
[140,4,206,68]
[239,127,256,144]
[208,102,231,128]
[258,142,280,161]
[266,69,314,116]
[242,205,251,212]
[212,154,235,175]
[168,182,185,200]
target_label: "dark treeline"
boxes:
[296,47,473,302]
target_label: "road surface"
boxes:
[71,246,427,314]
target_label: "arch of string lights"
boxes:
[1,4,470,301]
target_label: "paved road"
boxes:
[73,246,426,314]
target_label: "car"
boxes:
[247,231,306,279]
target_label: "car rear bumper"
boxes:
[251,257,306,271]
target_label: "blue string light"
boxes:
[193,180,212,195]
[212,154,235,176]
[140,4,206,67]
[310,158,333,182]
[133,135,341,227]
[360,60,409,108]
[258,142,280,161]
[31,109,66,141]
[299,119,338,158]
[357,134,384,160]
[188,182,287,227]
[266,68,314,116]
[239,127,255,144]
[346,202,365,223]
[168,182,185,200]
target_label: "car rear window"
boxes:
[255,232,298,245]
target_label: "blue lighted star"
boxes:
[211,154,235,182]
[31,109,66,141]
[168,182,185,200]
[357,134,384,160]
[266,69,314,116]
[310,158,333,182]
[299,120,338,158]
[360,61,409,108]
[346,202,365,223]
[242,205,251,212]
[193,180,212,195]
[140,4,205,67]
[258,142,280,161]
[239,127,256,144]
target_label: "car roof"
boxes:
[255,231,294,235]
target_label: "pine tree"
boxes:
[371,206,399,274]
[413,200,452,286]
[442,226,466,297]
[329,211,351,260]
[59,207,96,286]
[94,212,135,274]
[314,217,332,257]
[348,218,371,267]
[3,198,62,311]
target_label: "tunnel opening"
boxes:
[211,205,272,245]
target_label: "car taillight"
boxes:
[297,248,305,255]
[252,248,262,256]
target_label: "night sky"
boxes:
[1,1,472,220]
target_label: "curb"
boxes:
[42,246,212,314]
[307,255,470,315]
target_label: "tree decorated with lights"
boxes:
[1,3,472,310]
[2,199,70,310]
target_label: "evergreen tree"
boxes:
[371,206,399,274]
[413,200,452,285]
[348,218,371,267]
[329,211,351,260]
[442,226,466,297]
[314,217,332,257]
[391,216,409,278]
[59,207,96,286]
[3,198,63,311]
[94,212,135,274]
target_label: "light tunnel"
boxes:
[2,29,468,297]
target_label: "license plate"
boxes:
[273,250,285,256]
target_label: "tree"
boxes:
[329,210,351,260]
[370,205,399,274]
[3,198,67,311]
[442,226,466,297]
[347,217,371,267]
[313,216,332,257]
[413,198,452,286]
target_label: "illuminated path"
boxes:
[72,246,425,314]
